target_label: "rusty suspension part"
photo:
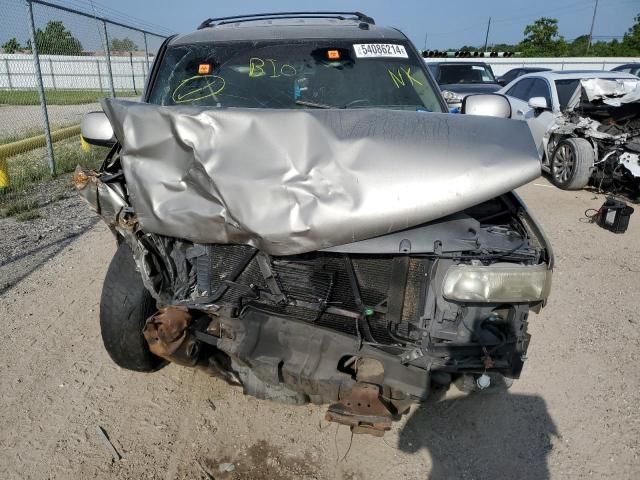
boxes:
[143,306,199,366]
[325,358,395,436]
[142,306,242,385]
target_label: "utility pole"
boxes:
[483,17,491,52]
[423,32,428,52]
[587,0,599,55]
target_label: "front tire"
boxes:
[100,242,165,372]
[550,137,594,190]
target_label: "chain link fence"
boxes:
[0,0,167,194]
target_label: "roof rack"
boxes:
[197,11,375,30]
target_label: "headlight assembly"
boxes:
[442,263,552,303]
[441,90,462,104]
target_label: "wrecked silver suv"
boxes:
[76,12,553,435]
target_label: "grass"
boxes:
[0,136,108,208]
[4,198,37,217]
[14,209,42,222]
[2,198,41,221]
[0,89,138,106]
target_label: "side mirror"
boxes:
[81,111,115,147]
[528,96,548,110]
[461,93,511,118]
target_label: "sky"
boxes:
[85,0,638,49]
[2,0,639,52]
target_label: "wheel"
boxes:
[550,138,594,190]
[100,242,165,372]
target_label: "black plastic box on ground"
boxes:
[595,197,634,234]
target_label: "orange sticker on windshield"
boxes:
[198,63,211,74]
[327,50,340,60]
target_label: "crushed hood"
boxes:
[578,78,640,107]
[101,99,540,255]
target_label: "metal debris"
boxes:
[95,425,121,461]
[196,459,215,480]
[218,463,235,473]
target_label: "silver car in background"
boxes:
[500,70,640,194]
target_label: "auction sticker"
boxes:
[353,44,408,58]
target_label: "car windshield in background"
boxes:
[555,79,581,111]
[436,64,496,84]
[148,40,443,112]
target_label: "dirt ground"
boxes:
[0,176,639,480]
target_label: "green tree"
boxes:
[109,37,138,53]
[2,37,21,53]
[519,17,566,56]
[567,35,589,56]
[621,13,640,55]
[26,21,83,55]
[491,43,519,52]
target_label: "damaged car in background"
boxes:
[500,71,640,195]
[75,12,553,436]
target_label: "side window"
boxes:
[506,78,533,101]
[427,64,438,79]
[502,69,517,83]
[528,78,552,106]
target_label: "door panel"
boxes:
[522,109,555,159]
[506,95,554,159]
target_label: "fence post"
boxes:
[129,52,137,94]
[143,32,150,72]
[25,0,55,176]
[96,59,103,91]
[3,59,12,90]
[102,20,116,98]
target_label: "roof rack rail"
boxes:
[197,11,375,30]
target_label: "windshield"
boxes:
[555,79,581,111]
[148,40,443,112]
[436,64,496,85]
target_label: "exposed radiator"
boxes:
[194,246,428,345]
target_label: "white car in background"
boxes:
[499,70,640,194]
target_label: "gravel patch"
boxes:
[0,173,98,294]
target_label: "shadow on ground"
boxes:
[0,217,98,295]
[398,389,558,480]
